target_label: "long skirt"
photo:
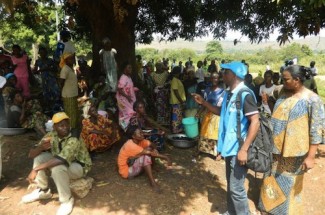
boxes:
[171,104,183,134]
[116,96,135,130]
[258,154,305,215]
[198,111,220,156]
[155,88,170,125]
[198,138,217,156]
[62,96,79,129]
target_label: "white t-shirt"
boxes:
[259,84,276,114]
[60,65,78,98]
[63,41,76,54]
[196,68,205,83]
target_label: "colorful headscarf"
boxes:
[59,52,74,68]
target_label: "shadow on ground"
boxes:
[0,132,229,215]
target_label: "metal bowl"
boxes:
[0,120,26,136]
[167,134,198,149]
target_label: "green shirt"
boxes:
[42,131,92,174]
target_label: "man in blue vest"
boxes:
[193,61,260,215]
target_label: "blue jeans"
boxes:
[225,156,249,215]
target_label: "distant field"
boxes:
[137,37,325,76]
[137,37,325,53]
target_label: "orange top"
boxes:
[117,139,151,178]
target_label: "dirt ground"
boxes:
[0,132,325,215]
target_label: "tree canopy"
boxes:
[205,41,223,58]
[1,0,325,71]
[0,3,57,50]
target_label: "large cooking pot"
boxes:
[167,134,198,149]
[0,120,26,136]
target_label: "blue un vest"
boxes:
[217,84,255,157]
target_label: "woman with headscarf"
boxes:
[80,104,120,152]
[151,62,170,125]
[116,62,137,130]
[100,37,118,92]
[169,66,186,134]
[59,52,79,131]
[258,65,325,215]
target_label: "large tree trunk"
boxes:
[77,0,139,82]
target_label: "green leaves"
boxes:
[2,0,325,53]
[205,41,223,58]
[0,2,58,54]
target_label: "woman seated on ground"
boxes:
[129,100,168,151]
[117,126,171,193]
[80,104,120,152]
[7,90,48,136]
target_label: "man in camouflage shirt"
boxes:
[22,112,91,215]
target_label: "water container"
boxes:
[182,117,199,138]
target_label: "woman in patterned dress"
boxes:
[169,66,186,134]
[33,47,61,111]
[80,105,120,152]
[195,72,224,159]
[7,90,48,136]
[116,62,137,130]
[259,65,324,215]
[151,62,170,125]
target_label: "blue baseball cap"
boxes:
[220,62,247,79]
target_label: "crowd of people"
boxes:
[0,31,324,215]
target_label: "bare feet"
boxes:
[216,154,222,161]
